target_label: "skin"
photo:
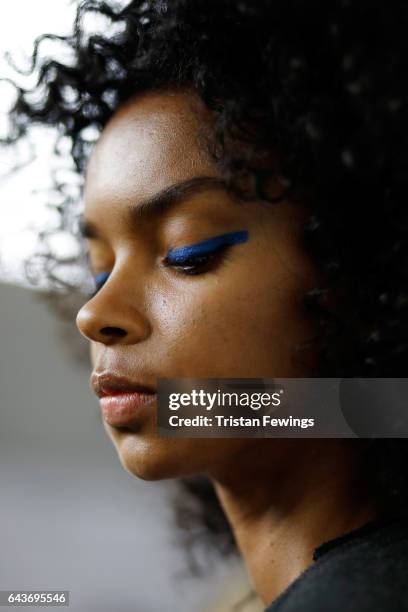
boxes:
[76,88,379,606]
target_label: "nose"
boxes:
[76,271,152,346]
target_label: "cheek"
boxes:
[90,342,98,365]
[147,247,316,377]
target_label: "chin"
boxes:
[108,428,206,481]
[103,421,253,481]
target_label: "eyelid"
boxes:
[89,231,249,287]
[166,230,249,263]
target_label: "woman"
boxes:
[6,1,408,610]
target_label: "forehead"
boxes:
[84,89,218,213]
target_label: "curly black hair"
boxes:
[4,0,408,567]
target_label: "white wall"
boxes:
[0,1,79,285]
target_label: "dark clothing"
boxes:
[265,515,408,612]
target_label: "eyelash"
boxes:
[163,244,231,276]
[89,244,232,297]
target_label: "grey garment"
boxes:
[265,514,408,612]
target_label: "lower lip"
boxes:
[99,392,156,427]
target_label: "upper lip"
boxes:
[91,373,157,399]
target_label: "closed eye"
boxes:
[88,230,249,288]
[166,231,248,263]
[163,230,249,276]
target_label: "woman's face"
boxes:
[76,89,319,481]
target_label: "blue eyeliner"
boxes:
[94,271,110,289]
[91,231,249,288]
[166,230,249,264]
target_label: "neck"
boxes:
[210,439,379,607]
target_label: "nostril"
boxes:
[100,326,127,338]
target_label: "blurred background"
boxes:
[0,2,262,611]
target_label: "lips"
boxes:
[91,373,157,428]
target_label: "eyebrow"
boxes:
[79,175,231,239]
